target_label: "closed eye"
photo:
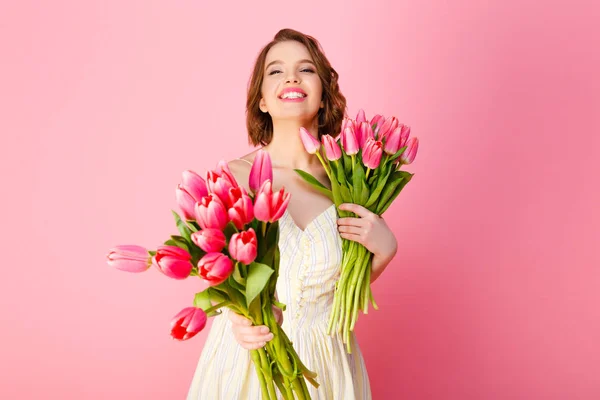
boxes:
[268,70,282,75]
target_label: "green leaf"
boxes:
[164,238,189,252]
[376,172,414,214]
[246,262,274,307]
[342,152,352,176]
[222,221,239,242]
[364,164,394,209]
[390,145,408,162]
[330,161,347,187]
[228,274,246,294]
[172,210,192,242]
[294,169,333,202]
[232,263,246,286]
[339,183,352,203]
[148,250,156,257]
[193,291,212,310]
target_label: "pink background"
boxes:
[2,0,599,399]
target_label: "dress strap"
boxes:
[234,158,253,166]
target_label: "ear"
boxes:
[320,100,325,109]
[259,98,268,113]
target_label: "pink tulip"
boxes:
[206,161,239,206]
[175,170,208,221]
[191,229,226,253]
[195,194,229,230]
[356,108,367,123]
[254,180,291,223]
[170,306,207,341]
[106,245,151,273]
[322,135,341,161]
[227,186,254,230]
[378,116,399,140]
[198,253,234,286]
[249,149,273,193]
[399,124,411,148]
[399,137,419,165]
[229,228,258,265]
[341,117,355,136]
[341,126,359,155]
[370,114,385,133]
[358,121,374,149]
[362,138,384,169]
[153,245,193,280]
[383,126,403,155]
[299,127,320,154]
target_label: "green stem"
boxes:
[350,254,373,331]
[203,300,230,315]
[327,240,356,335]
[258,347,278,399]
[250,350,271,399]
[315,152,332,181]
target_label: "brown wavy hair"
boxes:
[246,28,347,146]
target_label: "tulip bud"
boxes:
[254,180,291,223]
[378,116,399,140]
[195,194,229,230]
[153,245,193,280]
[362,138,384,169]
[370,114,385,130]
[356,108,367,123]
[191,229,226,253]
[227,187,254,230]
[299,127,320,154]
[399,124,411,148]
[198,253,234,286]
[106,245,151,273]
[399,137,419,165]
[341,117,355,136]
[229,228,258,265]
[341,126,359,155]
[384,126,402,155]
[322,135,342,161]
[359,121,374,149]
[249,149,273,193]
[175,170,208,221]
[170,306,207,341]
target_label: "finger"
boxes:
[339,232,364,243]
[337,217,364,227]
[339,203,372,218]
[241,328,274,343]
[338,225,365,235]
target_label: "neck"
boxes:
[263,118,321,170]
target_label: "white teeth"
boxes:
[281,92,306,99]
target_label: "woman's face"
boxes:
[259,40,324,123]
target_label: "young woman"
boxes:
[187,28,398,400]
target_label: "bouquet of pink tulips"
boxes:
[297,109,419,353]
[107,151,318,400]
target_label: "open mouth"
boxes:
[279,91,307,100]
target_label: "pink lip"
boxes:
[278,87,307,101]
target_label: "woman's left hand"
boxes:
[336,203,398,262]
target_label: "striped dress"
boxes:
[186,203,372,399]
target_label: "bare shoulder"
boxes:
[227,150,259,193]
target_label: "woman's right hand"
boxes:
[228,307,283,350]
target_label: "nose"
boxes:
[285,71,300,84]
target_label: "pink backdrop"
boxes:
[2,0,599,399]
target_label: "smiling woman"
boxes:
[185,28,398,400]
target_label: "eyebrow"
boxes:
[265,59,315,70]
